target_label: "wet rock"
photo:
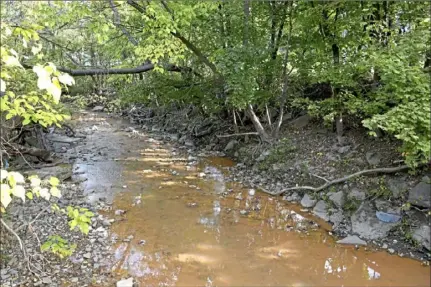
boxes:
[387,177,408,198]
[408,176,431,208]
[412,225,430,251]
[289,114,311,129]
[187,202,198,208]
[347,188,366,201]
[115,210,126,216]
[224,140,238,151]
[248,189,256,196]
[92,106,104,112]
[116,277,134,287]
[351,202,398,240]
[337,235,367,246]
[328,191,345,208]
[300,194,317,208]
[312,200,329,221]
[139,240,146,245]
[365,151,381,166]
[240,210,248,215]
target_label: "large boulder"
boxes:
[351,202,398,240]
[408,176,430,208]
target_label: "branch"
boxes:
[260,165,410,196]
[1,218,25,255]
[216,132,259,138]
[109,0,139,45]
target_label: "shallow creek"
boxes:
[72,112,430,286]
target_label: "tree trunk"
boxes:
[247,105,270,142]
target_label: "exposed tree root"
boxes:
[259,165,410,196]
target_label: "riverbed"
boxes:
[71,111,430,286]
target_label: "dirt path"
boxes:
[71,111,430,286]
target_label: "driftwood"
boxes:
[216,132,259,138]
[259,165,410,196]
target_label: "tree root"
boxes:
[259,165,410,196]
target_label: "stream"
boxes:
[71,112,430,286]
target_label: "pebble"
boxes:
[388,248,395,254]
[115,209,126,215]
[83,253,92,259]
[382,243,388,249]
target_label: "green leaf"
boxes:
[49,176,60,187]
[26,192,33,200]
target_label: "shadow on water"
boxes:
[74,112,430,287]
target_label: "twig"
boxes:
[1,218,26,256]
[216,132,259,138]
[259,165,410,196]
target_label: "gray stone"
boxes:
[23,164,73,181]
[256,150,270,162]
[224,140,238,151]
[300,194,317,208]
[92,105,104,112]
[116,277,134,287]
[375,200,401,215]
[408,176,431,208]
[387,177,408,198]
[337,235,367,246]
[42,277,52,284]
[115,209,126,215]
[329,210,344,229]
[337,146,351,154]
[289,114,311,129]
[283,192,301,202]
[388,248,395,254]
[329,191,345,208]
[83,253,91,259]
[46,134,82,144]
[312,200,329,221]
[351,202,398,240]
[348,188,366,201]
[412,225,430,251]
[185,139,195,147]
[366,151,381,166]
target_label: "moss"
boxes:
[342,198,360,215]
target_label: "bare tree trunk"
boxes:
[247,105,270,142]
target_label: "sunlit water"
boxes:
[72,112,430,287]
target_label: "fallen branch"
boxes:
[1,218,25,256]
[216,132,259,138]
[260,165,410,196]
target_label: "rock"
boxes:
[42,277,52,284]
[178,135,187,144]
[256,150,270,162]
[388,248,395,254]
[185,139,194,147]
[239,210,248,215]
[382,243,388,249]
[329,210,344,229]
[351,202,397,240]
[289,114,311,129]
[170,134,179,141]
[92,106,105,112]
[23,164,73,181]
[312,200,329,221]
[283,192,301,202]
[224,140,238,151]
[366,151,381,166]
[412,225,430,251]
[387,177,408,198]
[46,134,82,144]
[83,253,91,259]
[300,194,317,208]
[408,176,431,208]
[347,188,366,201]
[337,146,351,154]
[115,210,126,215]
[337,235,367,246]
[375,211,401,223]
[116,277,134,287]
[248,189,255,196]
[328,191,345,208]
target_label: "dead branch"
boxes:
[216,132,259,138]
[259,165,410,196]
[1,218,25,256]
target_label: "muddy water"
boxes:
[73,113,430,287]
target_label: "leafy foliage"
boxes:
[41,235,76,259]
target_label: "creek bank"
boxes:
[0,114,118,286]
[121,105,431,261]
